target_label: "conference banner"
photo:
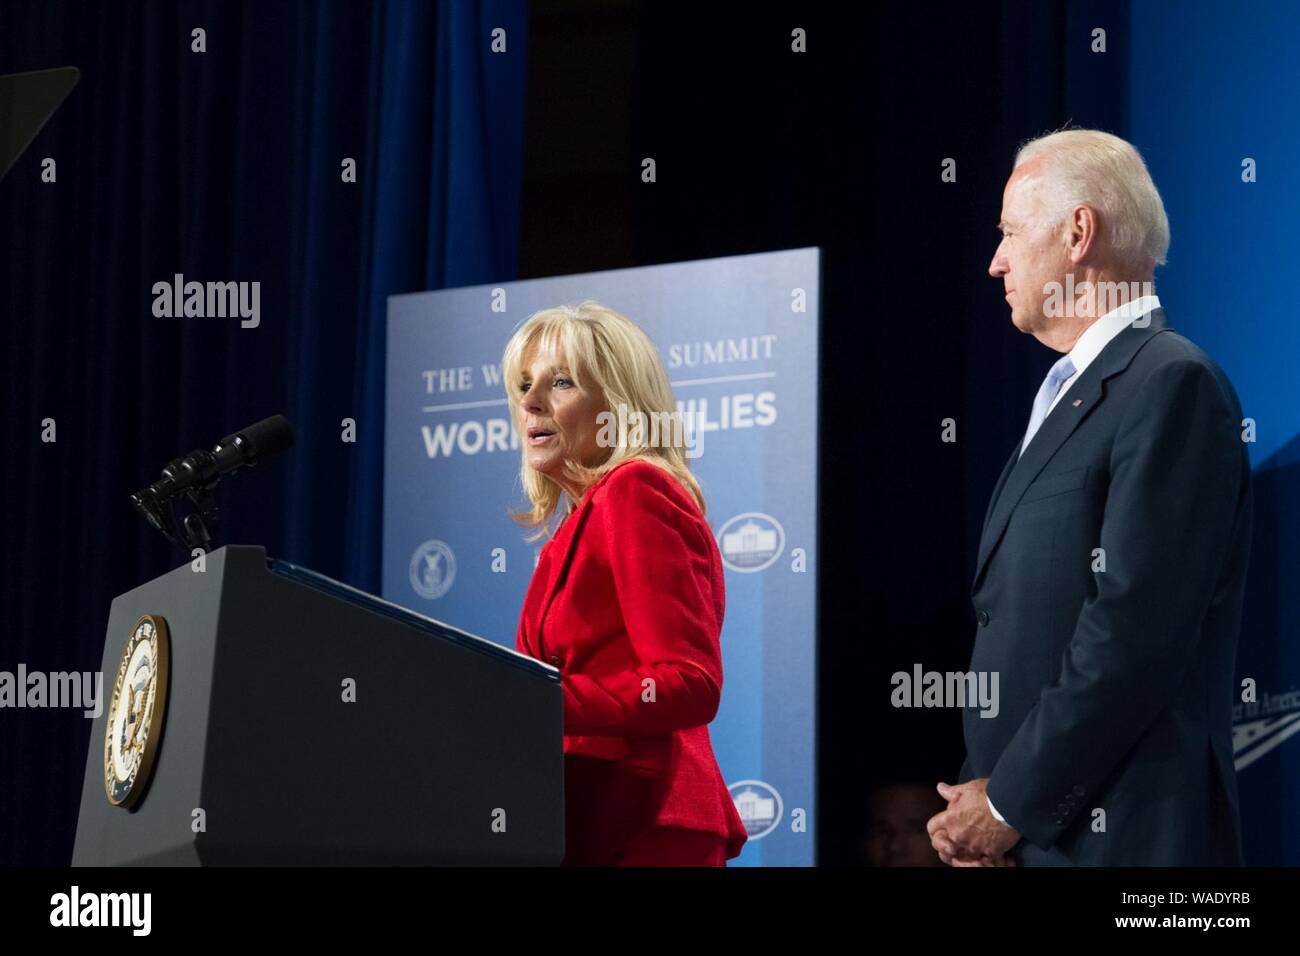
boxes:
[383,248,820,866]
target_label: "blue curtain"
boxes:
[0,0,527,864]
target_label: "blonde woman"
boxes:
[505,301,747,866]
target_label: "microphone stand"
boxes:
[130,453,222,552]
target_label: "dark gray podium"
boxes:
[72,544,563,865]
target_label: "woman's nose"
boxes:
[520,386,545,413]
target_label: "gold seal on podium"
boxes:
[104,614,171,808]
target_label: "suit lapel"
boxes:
[972,308,1173,591]
[530,498,595,657]
[525,460,638,656]
[980,441,1021,541]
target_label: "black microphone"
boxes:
[147,414,294,499]
[131,415,294,549]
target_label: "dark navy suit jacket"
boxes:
[960,308,1252,866]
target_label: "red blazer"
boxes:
[516,458,748,864]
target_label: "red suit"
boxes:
[516,458,747,865]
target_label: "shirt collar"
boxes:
[1065,293,1161,377]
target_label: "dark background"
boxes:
[3,0,1138,866]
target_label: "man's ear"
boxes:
[1066,205,1098,264]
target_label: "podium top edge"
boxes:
[265,557,559,682]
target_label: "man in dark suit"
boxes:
[926,130,1252,866]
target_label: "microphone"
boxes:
[131,415,294,550]
[140,414,294,501]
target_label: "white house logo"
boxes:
[409,540,456,599]
[716,512,785,573]
[1233,686,1300,771]
[728,779,783,839]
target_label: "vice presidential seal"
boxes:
[104,614,171,808]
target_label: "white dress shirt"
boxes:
[986,293,1161,830]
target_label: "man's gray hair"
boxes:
[1015,129,1170,268]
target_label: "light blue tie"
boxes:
[1019,354,1077,458]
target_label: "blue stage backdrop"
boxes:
[1129,0,1300,865]
[383,248,819,866]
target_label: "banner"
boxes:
[384,248,820,865]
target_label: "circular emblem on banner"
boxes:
[410,539,457,599]
[104,614,171,809]
[716,512,786,573]
[728,779,784,839]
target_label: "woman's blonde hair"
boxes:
[501,301,705,538]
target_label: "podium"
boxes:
[72,545,563,865]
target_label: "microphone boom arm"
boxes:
[129,415,293,552]
[131,453,222,551]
